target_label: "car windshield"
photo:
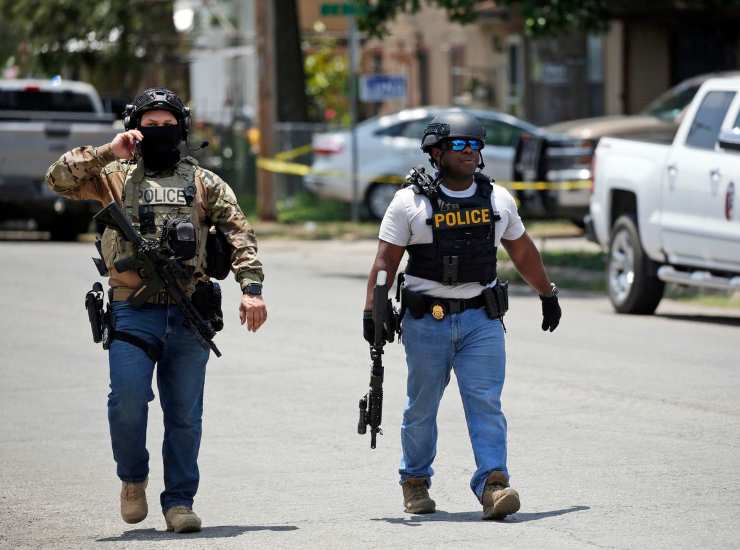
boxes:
[0,90,96,112]
[642,83,701,121]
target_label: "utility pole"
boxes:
[255,0,277,220]
[348,13,360,223]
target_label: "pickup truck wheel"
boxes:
[607,215,664,314]
[48,215,90,241]
[366,183,399,220]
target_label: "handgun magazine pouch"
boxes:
[401,287,429,319]
[405,172,500,285]
[482,281,509,319]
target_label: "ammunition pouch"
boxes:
[205,227,233,280]
[400,287,427,319]
[482,281,509,320]
[162,217,197,261]
[191,281,224,332]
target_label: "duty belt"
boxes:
[111,287,174,305]
[400,283,508,322]
[421,294,486,319]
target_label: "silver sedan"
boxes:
[304,106,540,219]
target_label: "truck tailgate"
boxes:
[0,121,117,182]
[591,137,671,246]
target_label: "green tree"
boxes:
[357,0,609,38]
[0,0,188,98]
[357,0,740,38]
[304,38,350,124]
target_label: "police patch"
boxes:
[138,187,189,206]
[432,207,492,230]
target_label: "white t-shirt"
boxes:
[379,181,526,299]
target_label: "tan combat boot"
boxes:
[164,506,202,533]
[120,479,148,524]
[481,471,520,520]
[402,478,436,514]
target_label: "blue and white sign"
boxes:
[359,75,407,102]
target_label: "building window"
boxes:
[449,45,466,100]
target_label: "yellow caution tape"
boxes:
[257,157,312,176]
[257,155,592,191]
[274,143,314,161]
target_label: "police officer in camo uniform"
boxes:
[363,111,561,520]
[46,88,267,533]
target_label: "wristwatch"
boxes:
[543,283,559,298]
[242,282,263,296]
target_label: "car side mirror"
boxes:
[718,130,740,152]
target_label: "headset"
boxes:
[123,88,191,140]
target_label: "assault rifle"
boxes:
[357,270,396,449]
[94,201,222,357]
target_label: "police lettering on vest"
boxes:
[432,207,492,230]
[138,186,193,206]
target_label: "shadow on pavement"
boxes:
[373,505,589,526]
[96,524,299,542]
[657,313,740,327]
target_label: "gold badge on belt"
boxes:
[431,303,445,320]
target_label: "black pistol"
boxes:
[357,270,395,449]
[85,282,106,343]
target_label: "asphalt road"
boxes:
[1,239,739,550]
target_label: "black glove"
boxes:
[363,310,375,344]
[540,294,561,332]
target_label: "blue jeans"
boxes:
[108,301,209,512]
[399,307,508,500]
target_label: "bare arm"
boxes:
[501,232,553,296]
[363,240,406,310]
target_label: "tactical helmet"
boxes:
[421,111,486,153]
[123,88,190,139]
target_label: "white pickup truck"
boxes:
[0,79,118,239]
[589,76,740,314]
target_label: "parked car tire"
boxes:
[48,214,90,242]
[607,215,665,314]
[365,182,400,221]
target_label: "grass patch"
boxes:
[277,192,350,223]
[497,249,606,272]
[237,191,350,223]
[525,220,584,238]
[666,286,740,309]
[252,221,379,240]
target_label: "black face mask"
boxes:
[139,125,182,172]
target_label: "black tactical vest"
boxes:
[405,172,500,285]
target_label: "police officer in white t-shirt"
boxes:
[363,111,561,520]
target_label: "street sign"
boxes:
[359,74,407,102]
[320,3,367,16]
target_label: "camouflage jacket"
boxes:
[46,143,264,291]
